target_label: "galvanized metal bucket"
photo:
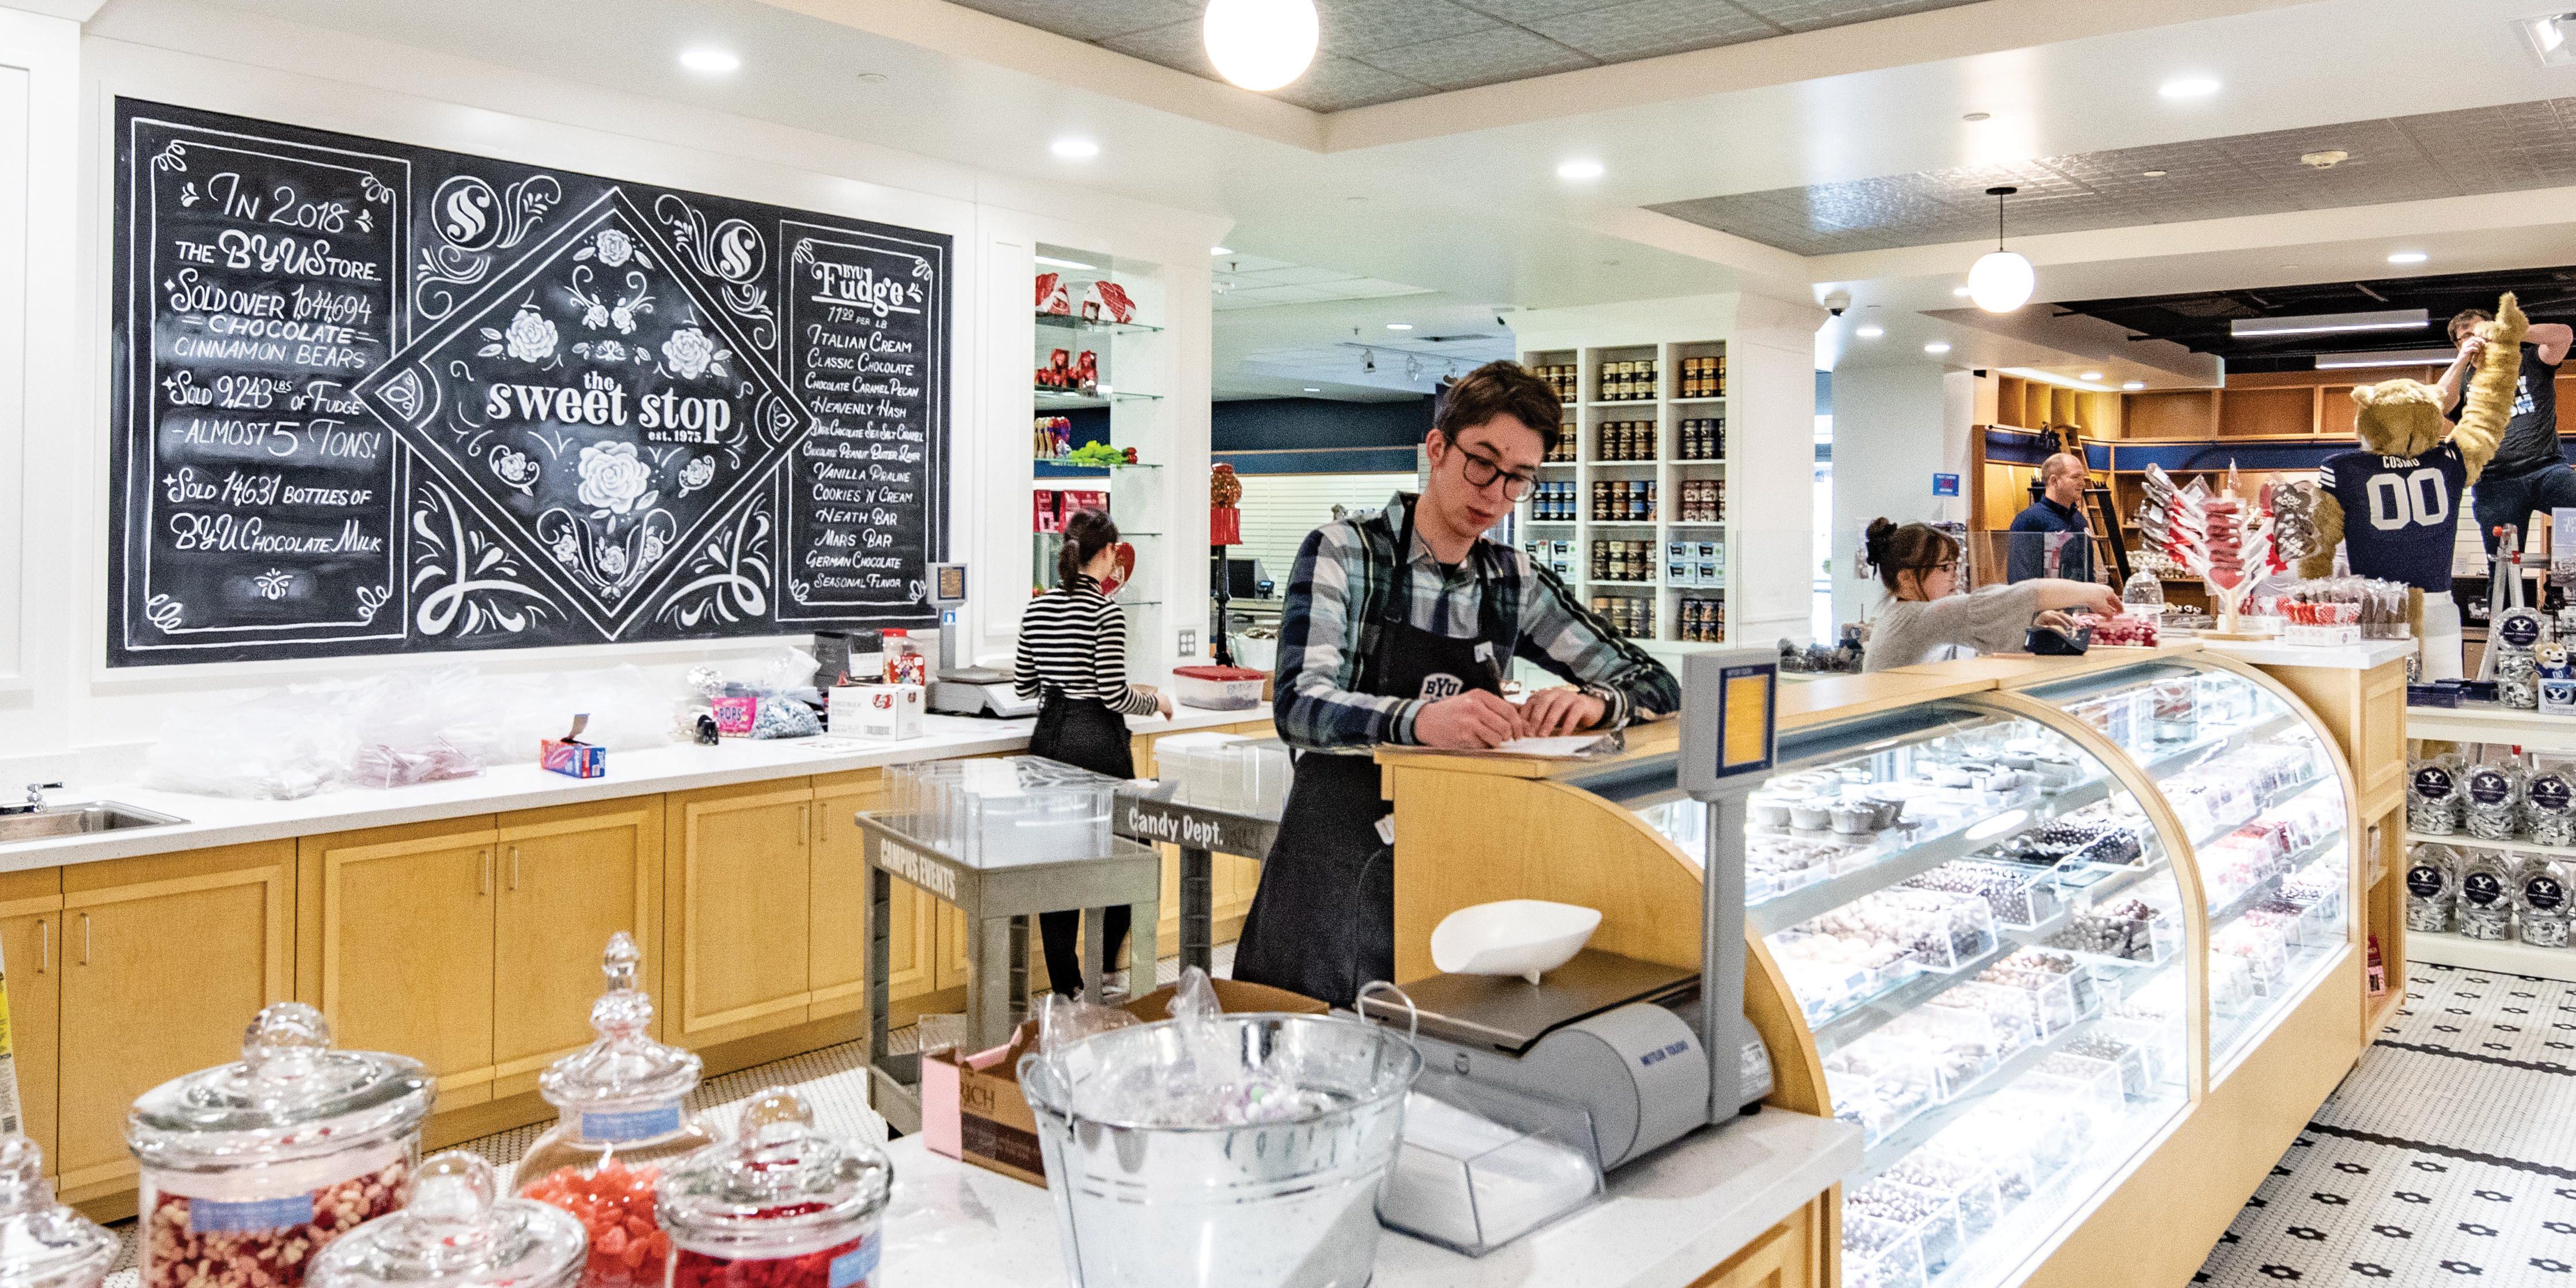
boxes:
[1019,1013,1421,1287]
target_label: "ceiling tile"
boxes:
[1315,0,1498,55]
[1450,0,1611,19]
[1357,26,1596,90]
[1270,55,1437,112]
[944,0,1198,42]
[1232,264,1367,286]
[1212,251,1300,273]
[1098,18,1219,78]
[1526,0,1775,61]
[1729,0,1978,31]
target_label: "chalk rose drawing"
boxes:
[662,326,717,380]
[488,445,539,495]
[677,455,715,494]
[480,304,559,365]
[576,442,655,516]
[595,228,633,267]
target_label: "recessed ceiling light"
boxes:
[1211,245,1232,255]
[1033,253,1099,271]
[853,71,887,84]
[1050,138,1101,160]
[2158,75,2221,99]
[1962,112,1991,122]
[2232,308,2426,337]
[2123,380,2146,391]
[2142,169,2168,178]
[1557,159,1605,181]
[678,48,741,73]
[2522,13,2576,65]
[2081,371,2103,381]
[1953,286,1973,298]
[1924,342,1952,354]
[1386,323,1413,330]
[1303,387,1321,392]
[2388,251,2429,264]
[2279,263,2301,270]
[1855,324,1885,338]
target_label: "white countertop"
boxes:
[0,704,1263,873]
[875,1108,1859,1288]
[2195,637,2417,670]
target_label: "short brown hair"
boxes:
[1862,518,1960,594]
[1436,361,1562,453]
[2450,308,2492,343]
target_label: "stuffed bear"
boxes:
[2294,293,2526,679]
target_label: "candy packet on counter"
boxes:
[1055,967,1340,1128]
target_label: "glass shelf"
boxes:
[1036,310,1162,334]
[1035,387,1163,408]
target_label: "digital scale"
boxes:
[921,563,1040,718]
[1360,649,1780,1175]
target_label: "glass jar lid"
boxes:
[538,933,701,1115]
[654,1091,891,1255]
[127,1003,435,1169]
[310,1152,583,1288]
[0,1137,114,1288]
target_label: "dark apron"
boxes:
[1028,690,1135,997]
[1232,509,1505,1007]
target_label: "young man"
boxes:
[2005,452,2093,585]
[1231,361,1682,1007]
[2442,306,2576,552]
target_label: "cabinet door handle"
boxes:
[35,919,45,973]
[480,848,492,896]
[78,914,89,967]
[509,845,521,891]
[802,804,812,843]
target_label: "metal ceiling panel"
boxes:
[1359,25,1597,89]
[1315,0,1498,54]
[1526,0,1777,62]
[1650,96,2576,255]
[953,0,1196,41]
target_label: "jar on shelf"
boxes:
[0,1136,113,1288]
[516,934,718,1288]
[657,1091,892,1288]
[128,1003,434,1288]
[311,1152,584,1288]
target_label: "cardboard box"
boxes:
[830,683,924,740]
[540,714,606,778]
[923,978,1331,1186]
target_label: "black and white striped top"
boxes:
[1012,573,1157,715]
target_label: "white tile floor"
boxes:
[2196,963,2576,1285]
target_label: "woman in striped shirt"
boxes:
[1016,508,1171,997]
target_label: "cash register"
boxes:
[923,563,1038,719]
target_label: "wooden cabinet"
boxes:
[1686,1201,1824,1288]
[0,868,61,1176]
[810,771,882,1022]
[492,800,661,1096]
[59,843,293,1199]
[299,819,500,1107]
[665,781,814,1048]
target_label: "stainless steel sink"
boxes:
[0,802,187,843]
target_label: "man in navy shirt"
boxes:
[2005,453,2093,584]
[2442,306,2575,552]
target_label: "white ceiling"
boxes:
[165,0,2576,393]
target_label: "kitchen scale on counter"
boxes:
[1361,649,1779,1213]
[922,563,1038,719]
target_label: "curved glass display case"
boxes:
[1629,655,2353,1288]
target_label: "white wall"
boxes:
[0,0,1224,782]
[1232,472,1415,595]
[1828,365,1970,630]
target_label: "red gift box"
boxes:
[1033,490,1061,534]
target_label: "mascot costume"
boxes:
[2294,293,2527,680]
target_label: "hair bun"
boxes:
[1862,517,1896,565]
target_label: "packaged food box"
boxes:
[1171,665,1266,711]
[829,684,925,741]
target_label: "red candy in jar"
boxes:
[514,935,717,1288]
[127,1004,434,1288]
[657,1093,890,1288]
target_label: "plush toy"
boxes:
[2294,293,2527,679]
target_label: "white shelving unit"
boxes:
[2402,702,2576,981]
[1515,339,1732,647]
[2406,925,2576,983]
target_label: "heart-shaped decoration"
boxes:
[1099,541,1137,596]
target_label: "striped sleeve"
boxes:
[1088,598,1157,716]
[1515,559,1680,729]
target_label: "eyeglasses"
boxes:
[1454,447,1538,502]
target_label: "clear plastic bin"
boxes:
[2057,1029,2153,1101]
[2100,1017,2180,1090]
[2048,901,2178,965]
[1842,1215,1927,1288]
[886,755,1120,866]
[1922,1126,2038,1215]
[1881,1154,2003,1238]
[1380,1073,1603,1256]
[1900,859,2065,929]
[1871,1008,2002,1101]
[1847,1181,1962,1278]
[1824,1050,1935,1144]
[2024,1055,2127,1115]
[1925,981,2044,1056]
[1158,737,1293,818]
[1973,952,2086,1034]
[1801,889,1995,973]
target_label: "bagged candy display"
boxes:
[2464,759,2524,842]
[2531,760,2576,847]
[2121,570,2165,614]
[2406,843,2458,933]
[2459,850,2517,941]
[2408,753,2465,835]
[2520,857,2573,949]
[310,1152,584,1288]
[515,934,718,1288]
[129,1004,434,1288]
[657,1092,891,1288]
[2495,608,2545,709]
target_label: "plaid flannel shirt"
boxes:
[1273,493,1681,753]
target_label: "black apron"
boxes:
[1232,509,1505,1007]
[1028,690,1135,997]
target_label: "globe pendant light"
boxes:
[1968,185,2035,314]
[1204,0,1319,92]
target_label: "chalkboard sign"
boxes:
[109,99,950,665]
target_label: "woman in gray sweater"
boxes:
[1860,519,2122,672]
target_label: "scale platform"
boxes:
[1367,950,1697,1055]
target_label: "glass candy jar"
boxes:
[0,1136,114,1288]
[657,1092,891,1288]
[312,1152,583,1288]
[128,1003,433,1288]
[516,934,716,1288]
